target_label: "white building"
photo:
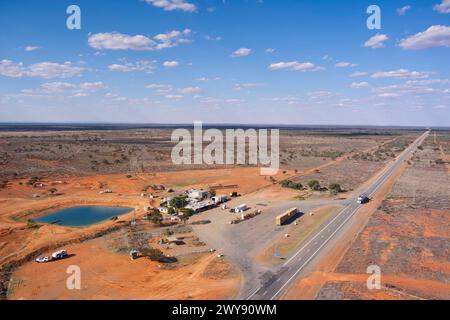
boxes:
[188,189,209,201]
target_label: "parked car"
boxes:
[51,249,68,260]
[35,256,50,263]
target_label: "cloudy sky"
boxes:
[0,0,449,126]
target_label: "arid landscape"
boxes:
[1,126,448,300]
[315,133,450,300]
[1,0,449,312]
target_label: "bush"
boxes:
[26,219,39,229]
[169,196,188,209]
[307,180,321,191]
[179,208,195,216]
[140,248,165,262]
[208,188,216,197]
[147,212,163,225]
[281,180,303,190]
[329,183,343,194]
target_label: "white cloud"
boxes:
[265,48,275,53]
[88,29,192,51]
[144,0,197,12]
[40,82,76,92]
[28,63,83,79]
[108,60,156,73]
[377,93,400,98]
[88,32,155,50]
[268,96,301,105]
[0,60,83,79]
[350,82,369,89]
[146,84,172,89]
[36,81,106,96]
[154,29,192,50]
[78,82,107,91]
[434,0,450,14]
[397,5,411,15]
[25,46,40,52]
[224,98,245,104]
[406,78,449,85]
[268,61,317,72]
[234,83,265,90]
[205,35,222,41]
[335,62,357,68]
[146,84,173,94]
[195,77,221,81]
[371,69,432,79]
[398,25,450,50]
[165,94,184,100]
[163,60,179,68]
[350,71,369,77]
[0,60,26,78]
[231,48,252,57]
[307,91,334,100]
[177,86,202,94]
[147,84,202,95]
[71,93,88,98]
[364,33,389,48]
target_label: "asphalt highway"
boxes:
[247,131,429,300]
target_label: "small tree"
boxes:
[26,219,39,229]
[281,180,303,190]
[179,209,194,224]
[148,212,163,225]
[141,248,164,262]
[307,180,321,191]
[169,196,188,209]
[329,183,342,194]
[208,187,217,197]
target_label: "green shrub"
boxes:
[307,180,321,191]
[281,180,303,190]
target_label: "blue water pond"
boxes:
[34,206,133,227]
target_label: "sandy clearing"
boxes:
[8,238,240,300]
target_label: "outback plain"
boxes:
[0,125,448,300]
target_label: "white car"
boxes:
[35,256,50,263]
[52,250,68,260]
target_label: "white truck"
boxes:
[234,204,248,213]
[212,195,228,204]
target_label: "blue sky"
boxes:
[0,0,449,126]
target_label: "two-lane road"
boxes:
[248,131,429,300]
